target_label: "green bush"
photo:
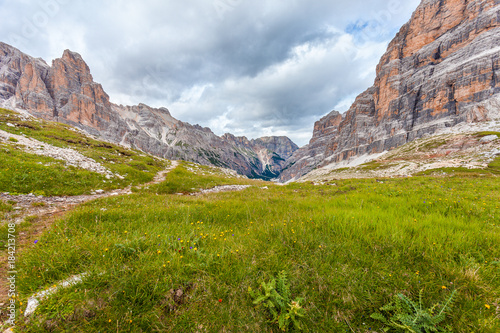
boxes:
[371,289,457,332]
[249,271,306,331]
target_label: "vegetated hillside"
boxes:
[0,107,263,261]
[300,130,500,183]
[281,0,500,181]
[0,108,170,196]
[0,42,298,180]
[3,167,499,332]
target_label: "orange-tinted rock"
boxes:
[47,50,112,129]
[280,0,500,181]
[15,61,54,116]
[0,43,298,179]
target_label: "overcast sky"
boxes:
[1,0,420,146]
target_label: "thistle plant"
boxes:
[371,289,457,332]
[249,271,306,331]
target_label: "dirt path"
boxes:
[143,160,179,187]
[0,161,179,306]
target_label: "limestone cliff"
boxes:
[280,0,500,181]
[0,42,298,179]
[222,134,299,178]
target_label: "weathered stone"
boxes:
[280,0,500,181]
[0,43,298,179]
[480,135,498,143]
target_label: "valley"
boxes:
[1,0,500,331]
[0,107,498,332]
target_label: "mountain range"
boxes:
[1,0,500,181]
[0,43,298,180]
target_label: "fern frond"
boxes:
[398,293,419,315]
[373,290,457,333]
[249,271,306,331]
[389,320,417,332]
[278,314,285,329]
[418,289,425,311]
[436,290,457,319]
[370,313,388,323]
[253,295,268,305]
[380,301,396,312]
[276,271,291,303]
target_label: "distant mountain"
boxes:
[280,0,500,181]
[0,42,298,180]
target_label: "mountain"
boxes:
[0,42,298,180]
[280,0,500,181]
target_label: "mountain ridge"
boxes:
[279,0,500,181]
[0,42,298,180]
[2,0,500,182]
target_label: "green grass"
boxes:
[415,155,500,177]
[358,161,396,171]
[0,142,110,196]
[0,108,169,196]
[476,131,500,138]
[489,155,500,171]
[419,139,448,151]
[328,167,350,174]
[2,107,499,331]
[0,200,13,214]
[13,169,500,332]
[144,162,262,194]
[0,200,14,249]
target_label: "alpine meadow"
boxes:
[1,0,500,332]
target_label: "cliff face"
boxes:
[280,0,500,181]
[222,134,299,178]
[0,42,298,179]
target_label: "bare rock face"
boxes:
[280,0,500,181]
[1,43,40,101]
[0,42,298,179]
[49,50,112,128]
[15,60,54,115]
[253,136,299,161]
[222,134,299,178]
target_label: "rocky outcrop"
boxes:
[280,0,500,181]
[0,42,298,179]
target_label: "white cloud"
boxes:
[0,0,421,147]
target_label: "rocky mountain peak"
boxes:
[280,0,500,181]
[55,49,94,85]
[0,43,298,179]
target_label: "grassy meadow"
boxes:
[0,107,499,332]
[140,162,262,195]
[11,170,500,332]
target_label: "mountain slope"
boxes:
[280,0,500,181]
[0,43,298,179]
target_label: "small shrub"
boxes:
[371,289,457,332]
[249,271,306,331]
